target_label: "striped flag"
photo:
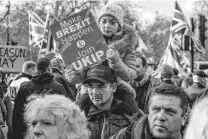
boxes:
[28,11,45,48]
[170,1,205,54]
[153,33,190,78]
[136,36,154,63]
[136,36,149,52]
[159,34,186,72]
[38,12,54,58]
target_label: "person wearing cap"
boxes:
[110,83,190,139]
[79,65,143,139]
[66,1,140,115]
[184,70,207,106]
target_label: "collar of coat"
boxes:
[131,75,150,88]
[131,115,183,139]
[52,67,63,75]
[107,23,138,53]
[87,98,122,116]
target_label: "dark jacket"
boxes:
[131,76,161,112]
[12,72,67,139]
[185,83,205,106]
[52,68,76,101]
[195,87,208,105]
[4,72,33,138]
[163,79,176,85]
[172,75,183,86]
[110,115,183,139]
[86,99,133,139]
[0,83,7,100]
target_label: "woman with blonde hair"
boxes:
[184,96,208,139]
[24,94,90,139]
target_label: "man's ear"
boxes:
[111,83,117,93]
[48,65,53,73]
[182,111,189,126]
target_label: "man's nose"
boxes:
[157,110,166,121]
[33,123,43,136]
[92,88,99,94]
[104,22,110,28]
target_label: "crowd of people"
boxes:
[0,1,207,139]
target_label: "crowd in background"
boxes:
[0,1,208,139]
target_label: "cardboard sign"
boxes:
[0,45,27,72]
[50,9,108,71]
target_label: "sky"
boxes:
[139,0,195,23]
[0,0,196,24]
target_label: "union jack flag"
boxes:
[38,12,54,58]
[170,1,205,54]
[28,11,45,48]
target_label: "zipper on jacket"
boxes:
[101,112,107,139]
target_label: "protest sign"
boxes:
[0,45,27,72]
[50,9,108,71]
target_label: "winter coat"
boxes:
[52,67,76,101]
[0,83,7,100]
[3,73,32,136]
[70,23,138,84]
[0,98,6,125]
[185,83,205,106]
[86,99,133,139]
[131,76,161,112]
[12,72,67,139]
[172,75,183,86]
[105,23,138,81]
[110,115,183,139]
[7,72,33,107]
[194,87,208,105]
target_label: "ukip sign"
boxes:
[50,9,108,71]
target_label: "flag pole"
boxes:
[190,18,195,73]
[28,11,33,61]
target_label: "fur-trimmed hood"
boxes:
[108,23,138,54]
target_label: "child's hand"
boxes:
[107,48,120,63]
[65,68,76,82]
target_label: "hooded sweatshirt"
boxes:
[12,72,67,139]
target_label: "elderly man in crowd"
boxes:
[80,64,142,139]
[12,57,67,139]
[111,83,190,139]
[131,54,161,112]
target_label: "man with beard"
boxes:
[111,83,190,139]
[131,54,161,112]
[81,65,142,139]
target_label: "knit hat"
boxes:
[98,2,125,28]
